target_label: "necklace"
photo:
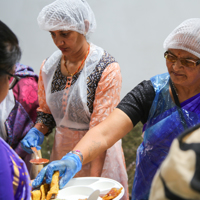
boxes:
[64,44,90,76]
[172,81,178,96]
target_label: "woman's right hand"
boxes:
[21,127,44,154]
[32,152,82,189]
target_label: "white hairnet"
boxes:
[163,18,200,58]
[37,0,96,36]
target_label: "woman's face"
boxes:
[0,67,15,103]
[166,49,200,87]
[49,30,86,57]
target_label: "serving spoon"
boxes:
[30,147,49,165]
[87,189,100,200]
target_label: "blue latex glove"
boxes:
[32,152,82,189]
[20,127,44,154]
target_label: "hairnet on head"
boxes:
[163,18,200,58]
[37,0,96,36]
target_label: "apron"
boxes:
[42,43,129,200]
[0,90,15,141]
[132,72,200,200]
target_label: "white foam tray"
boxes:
[56,177,124,200]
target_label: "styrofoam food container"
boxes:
[57,177,124,200]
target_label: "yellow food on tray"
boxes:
[78,187,123,200]
[31,171,59,200]
[46,171,59,200]
[101,187,123,200]
[40,183,50,200]
[31,190,42,200]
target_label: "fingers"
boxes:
[21,137,41,153]
[21,139,29,148]
[32,161,67,189]
[45,162,63,184]
[45,161,68,184]
[32,166,47,188]
[20,142,32,154]
[35,145,41,150]
[59,172,72,189]
[27,139,37,148]
[59,165,77,189]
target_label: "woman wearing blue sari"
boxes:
[32,18,200,200]
[0,20,31,200]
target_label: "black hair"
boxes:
[0,20,21,74]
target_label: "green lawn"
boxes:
[122,122,143,193]
[41,129,55,161]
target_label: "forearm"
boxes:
[73,126,108,165]
[36,63,55,136]
[90,151,106,176]
[84,63,123,166]
[73,108,133,165]
[34,123,49,135]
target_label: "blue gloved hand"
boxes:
[20,127,44,154]
[32,152,82,189]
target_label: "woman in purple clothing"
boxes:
[0,63,39,177]
[0,20,31,200]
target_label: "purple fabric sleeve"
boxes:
[0,140,14,200]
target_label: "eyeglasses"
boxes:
[164,51,200,68]
[0,69,21,90]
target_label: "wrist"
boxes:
[68,150,83,163]
[61,152,82,172]
[35,123,49,135]
[62,150,83,164]
[32,127,44,144]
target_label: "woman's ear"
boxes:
[84,20,89,34]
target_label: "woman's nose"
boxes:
[54,38,64,46]
[172,59,183,71]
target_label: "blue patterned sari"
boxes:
[132,73,200,200]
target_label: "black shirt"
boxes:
[117,80,155,126]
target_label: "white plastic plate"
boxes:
[56,177,124,200]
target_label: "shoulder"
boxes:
[150,72,170,92]
[92,50,117,75]
[121,80,155,103]
[117,80,155,125]
[42,50,62,73]
[100,50,116,65]
[15,63,38,80]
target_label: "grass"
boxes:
[41,122,143,196]
[41,129,55,164]
[122,122,143,193]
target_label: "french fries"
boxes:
[31,171,59,200]
[46,171,59,200]
[40,183,50,200]
[102,187,123,200]
[31,190,42,200]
